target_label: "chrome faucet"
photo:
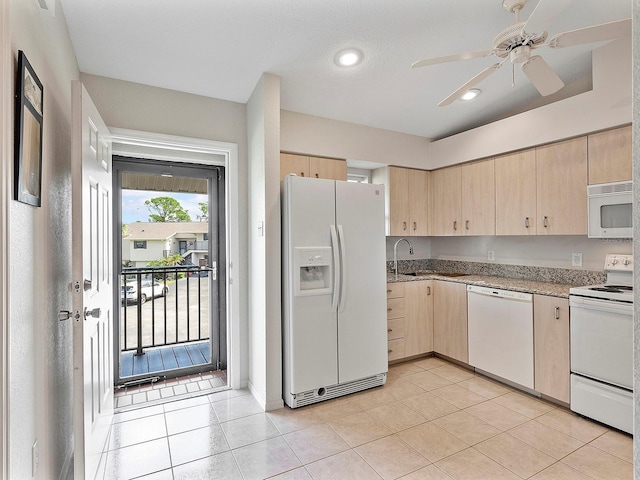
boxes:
[393,238,414,276]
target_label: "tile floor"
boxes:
[99,357,633,480]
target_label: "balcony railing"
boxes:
[120,265,212,356]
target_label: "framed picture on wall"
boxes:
[14,50,43,207]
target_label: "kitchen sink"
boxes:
[402,271,434,276]
[433,272,469,277]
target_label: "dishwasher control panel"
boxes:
[467,285,532,301]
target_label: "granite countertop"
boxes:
[387,271,572,298]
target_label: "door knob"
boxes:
[58,310,80,321]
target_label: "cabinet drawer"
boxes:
[387,318,405,340]
[387,297,406,319]
[387,338,405,361]
[387,283,404,299]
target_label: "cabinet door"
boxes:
[409,170,430,236]
[495,149,537,235]
[536,137,587,235]
[388,167,411,236]
[280,153,309,181]
[310,156,347,181]
[534,295,570,403]
[431,166,462,236]
[461,159,495,235]
[433,281,468,363]
[588,126,632,184]
[404,280,434,357]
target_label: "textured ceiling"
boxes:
[58,0,631,140]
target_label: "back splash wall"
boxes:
[387,236,632,271]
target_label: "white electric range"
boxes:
[569,254,633,434]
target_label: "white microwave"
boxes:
[588,181,632,238]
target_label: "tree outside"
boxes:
[145,196,192,222]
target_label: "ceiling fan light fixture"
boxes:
[461,88,481,101]
[335,48,363,67]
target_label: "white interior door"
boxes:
[72,81,114,479]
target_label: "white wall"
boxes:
[430,236,632,271]
[281,110,431,169]
[8,0,79,478]
[632,0,639,473]
[80,74,251,387]
[247,74,283,410]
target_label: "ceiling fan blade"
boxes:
[521,55,564,96]
[412,49,496,68]
[549,18,631,48]
[438,63,502,107]
[522,0,573,35]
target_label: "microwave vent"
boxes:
[588,181,632,196]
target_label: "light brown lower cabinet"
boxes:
[534,295,570,403]
[404,280,434,357]
[386,280,433,361]
[433,280,468,363]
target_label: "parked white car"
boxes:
[121,280,169,305]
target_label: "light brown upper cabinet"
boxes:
[461,159,495,235]
[372,166,429,236]
[431,159,494,236]
[535,137,587,235]
[587,126,632,185]
[430,165,462,236]
[495,149,537,235]
[280,152,347,182]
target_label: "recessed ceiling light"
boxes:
[335,48,363,67]
[461,89,481,101]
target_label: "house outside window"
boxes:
[203,233,208,241]
[134,240,147,249]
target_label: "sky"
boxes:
[121,190,208,224]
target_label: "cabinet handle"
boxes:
[388,349,393,353]
[543,216,549,228]
[554,306,560,320]
[387,308,392,312]
[403,221,407,231]
[427,286,431,295]
[525,217,530,228]
[387,328,392,333]
[413,221,417,231]
[300,172,305,177]
[453,220,457,231]
[465,220,470,230]
[387,289,392,293]
[315,173,319,178]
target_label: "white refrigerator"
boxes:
[282,175,388,408]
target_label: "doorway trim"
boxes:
[110,128,241,390]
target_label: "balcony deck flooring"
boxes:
[120,341,211,378]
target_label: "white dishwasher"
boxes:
[467,285,534,389]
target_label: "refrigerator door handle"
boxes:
[337,225,347,312]
[330,225,340,312]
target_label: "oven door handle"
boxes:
[569,295,633,315]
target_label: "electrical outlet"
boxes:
[487,251,495,261]
[32,440,39,477]
[572,252,583,267]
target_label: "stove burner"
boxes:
[608,285,633,291]
[589,285,633,294]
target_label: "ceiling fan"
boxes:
[412,0,631,106]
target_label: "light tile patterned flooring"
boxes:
[100,357,633,479]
